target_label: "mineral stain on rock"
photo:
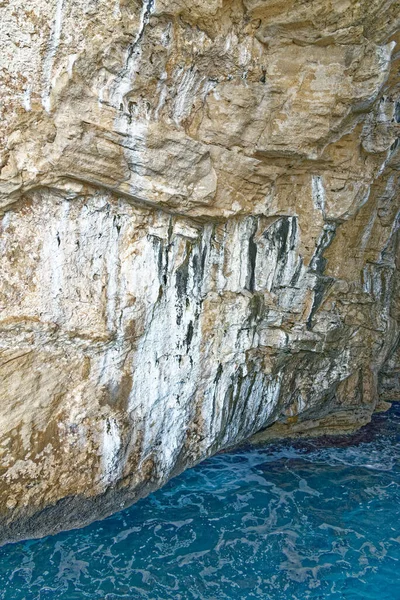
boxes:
[0,0,399,544]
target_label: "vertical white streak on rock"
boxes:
[222,217,256,292]
[22,87,31,111]
[224,32,236,53]
[115,0,155,104]
[360,201,376,252]
[258,376,281,426]
[106,218,120,334]
[379,209,400,261]
[376,41,396,72]
[357,187,371,213]
[111,0,155,194]
[154,75,168,120]
[41,199,70,321]
[363,265,372,294]
[97,72,112,108]
[88,201,128,398]
[254,217,300,295]
[113,0,121,18]
[67,54,77,77]
[53,200,69,312]
[238,43,250,67]
[127,227,203,475]
[312,175,325,213]
[202,79,218,102]
[97,208,126,397]
[136,0,154,45]
[173,69,202,125]
[98,86,104,107]
[0,212,11,274]
[211,223,227,292]
[280,218,299,286]
[297,393,306,413]
[1,211,11,236]
[102,417,121,484]
[160,21,172,46]
[42,0,65,112]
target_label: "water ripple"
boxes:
[1,405,400,599]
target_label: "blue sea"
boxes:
[1,405,399,600]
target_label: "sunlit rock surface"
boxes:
[0,0,399,544]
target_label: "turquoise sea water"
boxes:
[1,405,399,600]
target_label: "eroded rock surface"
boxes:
[0,0,399,544]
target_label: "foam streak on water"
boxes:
[1,406,400,599]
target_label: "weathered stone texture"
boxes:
[0,0,399,543]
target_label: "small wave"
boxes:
[1,406,399,599]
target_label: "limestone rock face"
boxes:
[0,0,399,543]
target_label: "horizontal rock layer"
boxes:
[0,0,399,543]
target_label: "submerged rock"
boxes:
[0,0,399,544]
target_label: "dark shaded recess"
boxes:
[186,321,194,351]
[246,218,258,292]
[175,232,208,301]
[208,364,224,435]
[175,255,190,299]
[273,217,291,263]
[305,221,338,329]
[380,213,400,263]
[395,101,400,124]
[162,220,174,286]
[125,0,155,64]
[276,351,339,420]
[192,248,206,292]
[214,363,223,385]
[175,304,183,327]
[149,235,164,284]
[175,239,206,327]
[309,222,337,275]
[219,368,243,444]
[368,263,396,305]
[290,256,303,287]
[113,214,121,235]
[260,216,298,290]
[246,293,266,327]
[191,226,209,297]
[201,242,208,275]
[175,241,194,321]
[306,276,335,330]
[252,403,400,456]
[390,137,399,153]
[275,216,298,285]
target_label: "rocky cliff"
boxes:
[0,0,399,544]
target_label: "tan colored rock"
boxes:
[0,0,399,543]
